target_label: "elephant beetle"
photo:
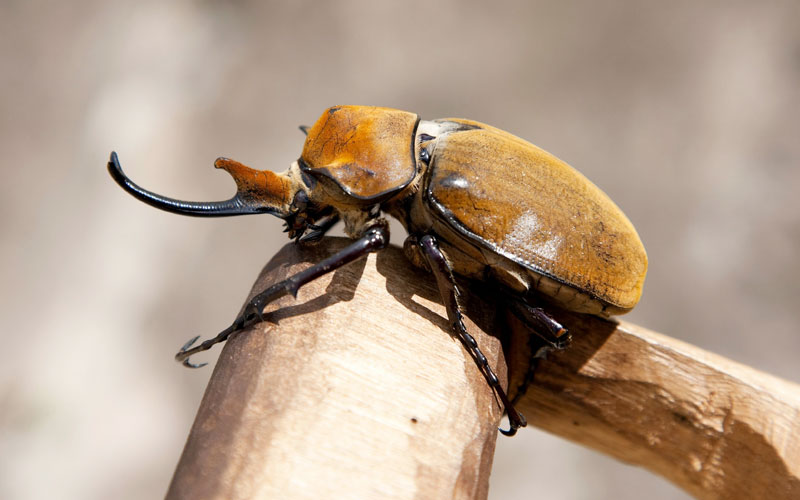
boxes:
[108,105,647,436]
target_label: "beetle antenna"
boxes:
[108,152,291,217]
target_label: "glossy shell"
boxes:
[301,106,419,201]
[425,118,647,312]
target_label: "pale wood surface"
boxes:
[168,238,800,500]
[167,239,504,500]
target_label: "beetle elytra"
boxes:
[108,105,647,436]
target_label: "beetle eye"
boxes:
[292,190,309,211]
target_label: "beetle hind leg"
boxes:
[174,224,390,368]
[502,300,571,405]
[417,234,526,436]
[508,301,571,351]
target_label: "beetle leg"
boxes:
[417,234,527,436]
[508,301,572,351]
[502,300,571,405]
[298,213,340,243]
[175,224,390,368]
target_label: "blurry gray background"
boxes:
[2,1,799,499]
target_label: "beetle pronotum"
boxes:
[109,105,647,435]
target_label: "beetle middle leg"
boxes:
[416,234,527,436]
[175,223,390,368]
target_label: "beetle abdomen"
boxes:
[424,120,647,314]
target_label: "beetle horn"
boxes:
[107,151,293,217]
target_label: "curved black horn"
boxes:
[107,152,282,217]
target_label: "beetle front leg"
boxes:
[417,234,527,436]
[175,224,390,368]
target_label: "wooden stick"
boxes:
[168,238,800,499]
[167,239,504,500]
[506,308,800,499]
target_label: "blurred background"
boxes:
[2,1,799,498]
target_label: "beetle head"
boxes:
[109,106,420,241]
[108,152,335,241]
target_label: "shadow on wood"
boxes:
[167,239,504,500]
[507,310,800,499]
[168,238,800,500]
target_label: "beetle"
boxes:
[108,105,647,436]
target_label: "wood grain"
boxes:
[168,238,800,500]
[167,239,505,500]
[506,307,800,499]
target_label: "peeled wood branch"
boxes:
[167,238,800,500]
[509,313,800,499]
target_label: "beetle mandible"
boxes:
[108,105,647,436]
